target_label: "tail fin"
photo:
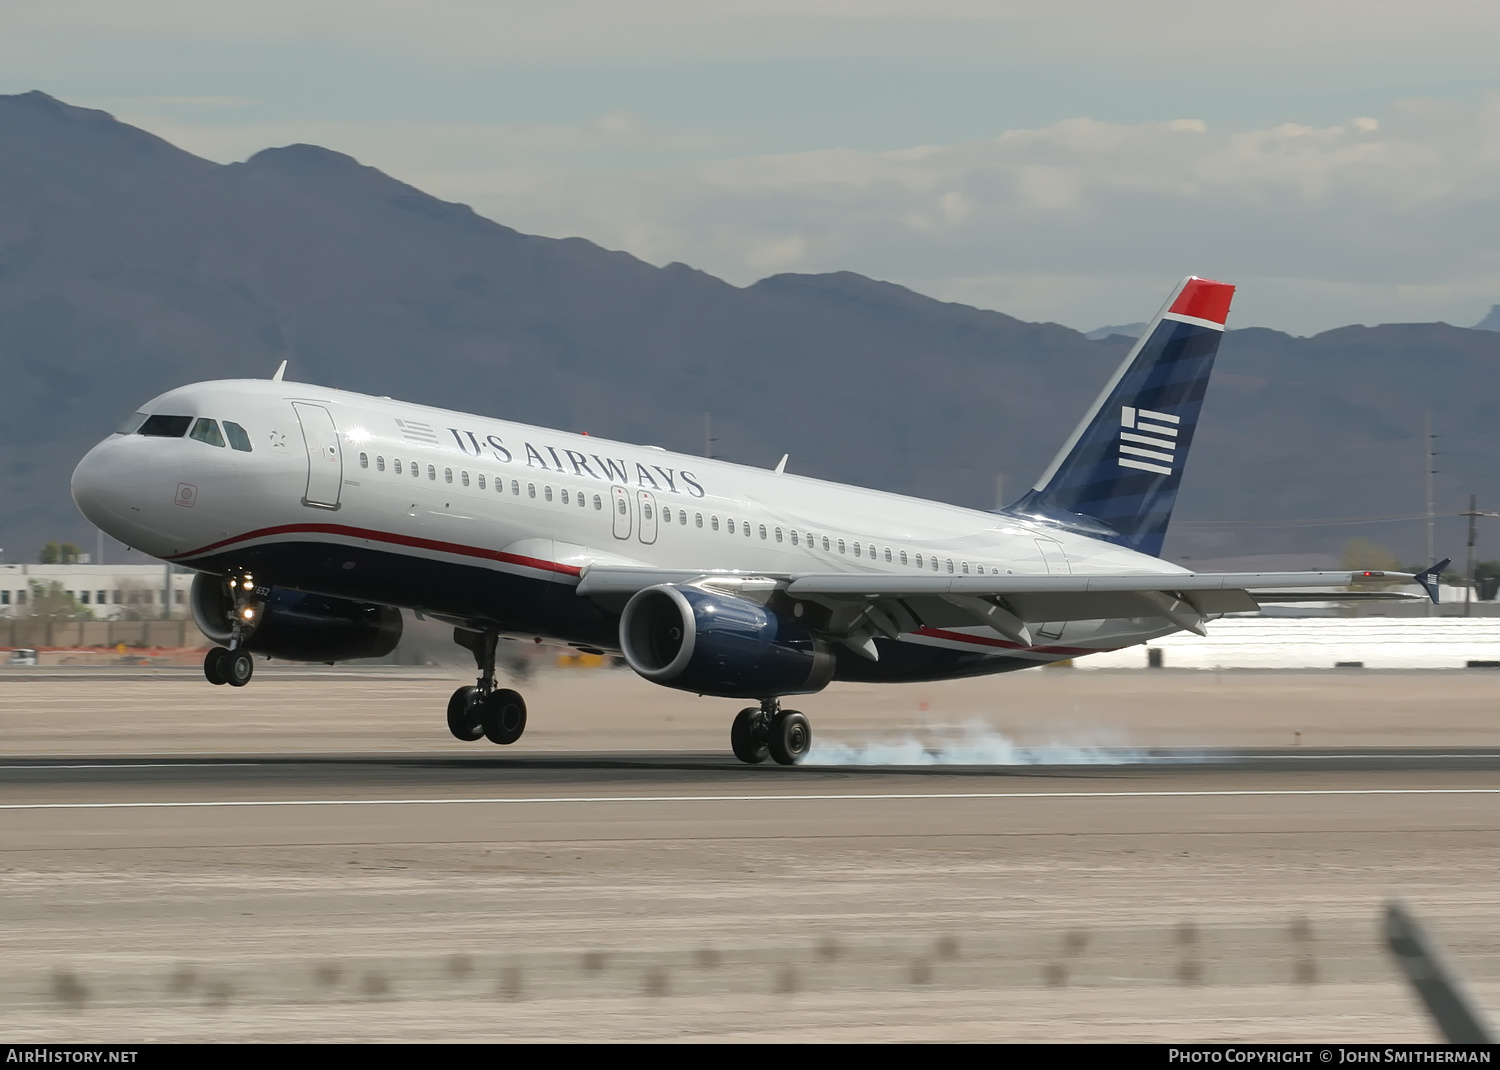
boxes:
[1412,559,1450,603]
[1004,276,1235,557]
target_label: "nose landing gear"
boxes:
[447,630,528,746]
[731,698,812,766]
[202,572,260,687]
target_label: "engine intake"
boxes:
[619,584,833,699]
[191,573,402,663]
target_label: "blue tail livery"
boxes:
[1004,276,1235,557]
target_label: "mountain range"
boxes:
[1,90,1497,569]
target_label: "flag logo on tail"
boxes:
[1118,405,1179,475]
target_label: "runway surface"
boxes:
[2,670,1499,1041]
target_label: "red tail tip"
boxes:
[1168,277,1235,325]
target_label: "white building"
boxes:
[0,563,195,620]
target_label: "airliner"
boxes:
[69,277,1443,764]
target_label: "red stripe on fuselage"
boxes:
[167,523,583,577]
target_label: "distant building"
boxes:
[0,563,194,620]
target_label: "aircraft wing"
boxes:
[577,565,1439,604]
[577,562,1444,653]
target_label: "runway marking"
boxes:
[0,763,264,770]
[1,788,1498,811]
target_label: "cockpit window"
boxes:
[189,418,226,448]
[115,412,148,435]
[223,421,252,452]
[137,415,192,438]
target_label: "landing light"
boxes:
[242,608,256,620]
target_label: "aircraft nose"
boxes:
[71,437,133,535]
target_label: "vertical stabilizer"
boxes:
[1004,276,1235,557]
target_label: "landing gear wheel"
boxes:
[481,688,527,745]
[730,707,769,765]
[767,710,812,766]
[446,686,484,741]
[225,649,254,687]
[203,647,229,686]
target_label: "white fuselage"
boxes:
[72,379,1191,673]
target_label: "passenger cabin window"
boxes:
[444,468,453,484]
[775,527,783,543]
[427,465,436,480]
[376,456,386,472]
[138,415,192,438]
[822,536,830,551]
[853,542,861,557]
[512,480,520,494]
[594,495,603,510]
[711,516,719,531]
[642,502,652,520]
[528,483,536,498]
[759,525,767,540]
[561,489,569,505]
[477,474,484,489]
[900,550,908,564]
[727,519,735,534]
[884,548,892,563]
[116,412,148,435]
[411,461,420,478]
[915,553,923,568]
[223,422,253,452]
[933,557,940,571]
[358,452,369,468]
[544,486,553,502]
[962,562,969,573]
[789,531,798,546]
[696,513,704,528]
[460,471,469,487]
[579,493,587,508]
[616,497,626,515]
[837,539,846,554]
[189,418,226,448]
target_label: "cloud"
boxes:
[400,99,1500,333]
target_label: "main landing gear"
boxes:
[447,631,527,746]
[203,571,259,688]
[731,698,812,766]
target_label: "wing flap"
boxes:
[784,570,1414,598]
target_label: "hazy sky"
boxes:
[5,1,1500,334]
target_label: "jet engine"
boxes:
[619,584,834,698]
[191,573,402,663]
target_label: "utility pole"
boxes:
[1423,413,1439,617]
[1424,411,1437,567]
[1458,495,1500,617]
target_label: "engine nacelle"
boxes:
[619,584,834,699]
[191,573,402,663]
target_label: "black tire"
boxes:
[203,647,229,686]
[482,688,527,745]
[767,710,812,766]
[225,649,254,687]
[446,686,484,741]
[730,707,769,765]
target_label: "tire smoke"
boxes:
[804,720,1147,766]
